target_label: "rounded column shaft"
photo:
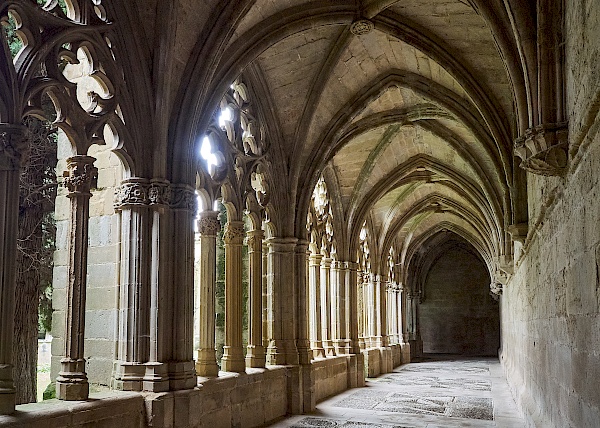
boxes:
[196,211,220,376]
[246,229,266,368]
[309,253,324,358]
[221,221,245,372]
[57,155,97,401]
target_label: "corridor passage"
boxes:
[269,356,524,428]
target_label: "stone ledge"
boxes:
[0,391,144,428]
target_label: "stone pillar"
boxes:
[56,155,97,401]
[308,253,325,358]
[357,273,366,350]
[332,261,347,354]
[320,257,334,356]
[112,178,152,391]
[262,242,268,349]
[368,274,377,348]
[221,221,246,372]
[374,274,388,348]
[346,262,360,354]
[246,229,266,368]
[167,184,197,389]
[0,125,28,414]
[147,181,172,390]
[295,240,312,366]
[266,238,298,365]
[196,211,220,376]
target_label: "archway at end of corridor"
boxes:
[415,232,500,358]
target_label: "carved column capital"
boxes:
[245,229,264,248]
[63,156,98,196]
[0,124,30,170]
[198,211,221,236]
[170,184,197,214]
[223,221,245,244]
[514,122,568,176]
[114,178,150,209]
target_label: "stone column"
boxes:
[246,229,266,368]
[266,238,298,365]
[146,181,172,391]
[308,253,325,358]
[112,178,152,391]
[0,125,28,414]
[196,211,220,376]
[295,240,312,365]
[56,155,97,401]
[346,262,360,354]
[332,261,347,354]
[367,274,377,348]
[167,184,197,389]
[357,273,365,350]
[221,221,246,372]
[320,257,334,356]
[374,274,388,347]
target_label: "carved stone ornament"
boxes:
[170,185,197,213]
[350,19,374,35]
[198,217,221,236]
[223,223,245,244]
[63,156,98,195]
[490,282,503,300]
[148,181,171,206]
[0,125,30,170]
[114,179,149,208]
[514,122,568,176]
[245,230,264,248]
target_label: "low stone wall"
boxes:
[1,367,288,428]
[312,356,350,402]
[0,391,145,428]
[146,367,288,428]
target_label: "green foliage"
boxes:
[42,382,55,400]
[2,13,23,58]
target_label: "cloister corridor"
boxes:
[2,1,600,427]
[269,356,524,428]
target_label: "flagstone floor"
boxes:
[267,355,524,428]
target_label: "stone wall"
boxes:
[3,368,288,428]
[501,2,600,426]
[420,247,498,356]
[51,134,122,387]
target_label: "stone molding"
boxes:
[114,179,196,212]
[514,122,568,176]
[0,124,29,170]
[63,156,98,196]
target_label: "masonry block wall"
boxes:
[501,1,600,426]
[420,247,498,356]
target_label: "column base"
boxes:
[169,361,197,390]
[296,340,312,365]
[311,346,326,359]
[56,358,89,401]
[196,348,219,376]
[112,361,170,392]
[245,345,266,368]
[221,346,245,372]
[323,340,336,357]
[266,340,286,365]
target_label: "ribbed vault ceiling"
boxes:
[197,0,518,279]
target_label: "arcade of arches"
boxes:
[0,1,599,427]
